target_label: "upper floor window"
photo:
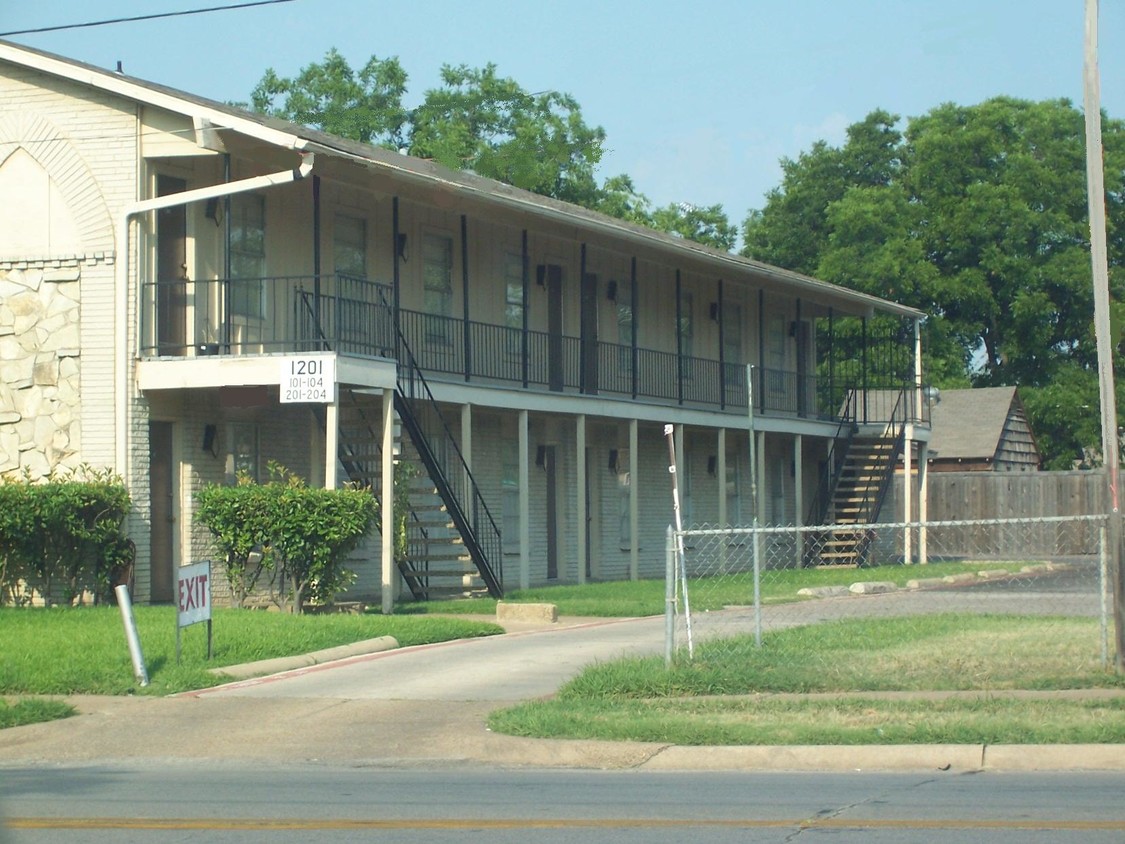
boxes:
[678,292,694,379]
[334,214,367,279]
[230,194,265,319]
[504,252,524,329]
[423,232,453,341]
[616,281,634,346]
[723,302,743,387]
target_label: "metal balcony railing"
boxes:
[139,273,925,426]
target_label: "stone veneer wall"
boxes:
[0,262,84,479]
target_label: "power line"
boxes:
[0,0,298,38]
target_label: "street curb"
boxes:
[207,636,400,680]
[638,743,984,772]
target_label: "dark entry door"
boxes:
[544,445,559,580]
[148,421,175,602]
[580,272,598,394]
[546,265,564,392]
[156,175,187,355]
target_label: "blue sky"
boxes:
[3,1,1122,229]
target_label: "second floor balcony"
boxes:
[140,273,929,426]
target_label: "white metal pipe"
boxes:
[114,584,149,687]
[113,152,315,481]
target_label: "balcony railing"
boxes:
[139,273,927,425]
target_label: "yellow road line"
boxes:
[8,817,1125,831]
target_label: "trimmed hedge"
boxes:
[196,463,377,613]
[0,467,132,606]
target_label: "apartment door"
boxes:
[546,265,564,392]
[544,445,559,579]
[148,421,175,602]
[155,175,188,356]
[580,272,599,394]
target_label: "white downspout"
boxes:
[112,152,315,477]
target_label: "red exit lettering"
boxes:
[178,575,209,612]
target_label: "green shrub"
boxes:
[0,467,132,606]
[196,463,376,613]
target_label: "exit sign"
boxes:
[177,561,211,628]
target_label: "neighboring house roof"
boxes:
[0,38,924,322]
[927,387,1041,469]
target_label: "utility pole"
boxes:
[1083,0,1125,671]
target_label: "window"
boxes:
[678,292,694,379]
[725,451,742,526]
[230,194,265,319]
[501,252,525,369]
[334,214,366,279]
[617,449,631,549]
[230,423,259,483]
[423,232,453,342]
[616,281,634,376]
[723,302,743,388]
[504,253,524,328]
[334,215,369,346]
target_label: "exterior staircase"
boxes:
[805,387,909,567]
[815,435,899,565]
[315,278,503,601]
[394,439,489,600]
[333,386,501,601]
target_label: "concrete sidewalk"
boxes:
[1,614,1123,773]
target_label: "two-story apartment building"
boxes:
[0,40,931,608]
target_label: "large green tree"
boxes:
[743,97,1125,468]
[247,50,735,247]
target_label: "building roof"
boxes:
[0,38,925,321]
[927,386,1034,464]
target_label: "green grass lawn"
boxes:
[7,567,1124,745]
[490,614,1125,745]
[1,605,502,700]
[405,559,1043,618]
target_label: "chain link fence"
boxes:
[668,515,1113,674]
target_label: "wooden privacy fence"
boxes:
[893,470,1107,521]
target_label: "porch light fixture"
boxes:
[535,445,547,468]
[608,449,619,473]
[707,455,717,476]
[395,232,409,262]
[204,197,223,226]
[606,280,617,302]
[536,264,546,286]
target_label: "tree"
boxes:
[651,202,738,251]
[250,48,409,148]
[411,63,606,207]
[742,97,1125,466]
[246,51,736,250]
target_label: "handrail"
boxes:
[850,386,909,525]
[806,387,859,526]
[384,290,504,598]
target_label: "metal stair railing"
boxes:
[850,386,909,527]
[393,351,504,598]
[329,389,435,602]
[806,387,859,527]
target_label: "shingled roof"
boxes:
[927,387,1040,470]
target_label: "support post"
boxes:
[519,410,531,590]
[576,414,587,585]
[324,393,338,490]
[380,388,395,614]
[629,418,639,581]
